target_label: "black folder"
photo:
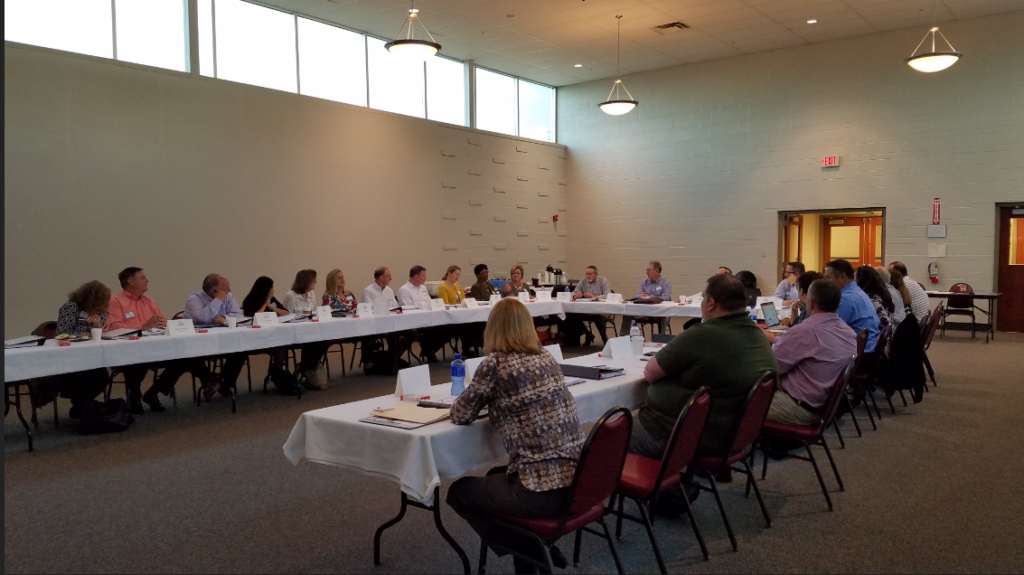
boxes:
[559,364,626,380]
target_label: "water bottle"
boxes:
[629,322,643,356]
[450,354,466,396]
[749,306,759,323]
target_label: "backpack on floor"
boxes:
[79,399,135,435]
[268,364,303,395]
[362,351,410,376]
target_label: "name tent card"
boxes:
[489,294,501,304]
[601,335,634,359]
[464,356,486,384]
[518,292,532,304]
[606,293,624,304]
[460,298,479,309]
[417,300,432,311]
[557,292,571,302]
[253,312,279,327]
[315,305,332,322]
[356,303,372,317]
[395,364,432,398]
[544,344,564,362]
[372,302,391,316]
[165,319,196,337]
[535,291,552,302]
[430,299,447,311]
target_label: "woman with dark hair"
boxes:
[856,265,895,351]
[735,270,761,307]
[241,276,289,318]
[54,280,115,417]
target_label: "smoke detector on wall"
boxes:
[652,22,690,35]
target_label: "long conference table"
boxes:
[4,299,702,383]
[283,346,655,574]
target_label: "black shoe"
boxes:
[129,400,145,415]
[715,468,733,484]
[584,333,595,347]
[143,392,166,413]
[652,499,686,518]
[68,405,82,419]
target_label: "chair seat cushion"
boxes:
[618,454,680,498]
[493,502,605,539]
[692,450,748,471]
[762,420,819,441]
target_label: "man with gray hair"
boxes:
[620,260,672,335]
[184,273,244,325]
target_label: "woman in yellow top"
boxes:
[437,265,466,305]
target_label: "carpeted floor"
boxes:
[5,332,1024,574]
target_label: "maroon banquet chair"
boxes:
[759,355,858,511]
[611,387,713,572]
[941,283,978,340]
[689,371,777,552]
[922,303,943,387]
[477,407,632,574]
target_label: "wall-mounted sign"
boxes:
[932,198,941,224]
[821,156,839,167]
[927,224,947,238]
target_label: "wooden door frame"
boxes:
[778,208,886,280]
[994,202,1024,332]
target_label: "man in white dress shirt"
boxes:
[398,265,431,308]
[362,267,398,308]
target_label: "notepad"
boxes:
[4,336,45,349]
[102,328,143,340]
[370,402,451,425]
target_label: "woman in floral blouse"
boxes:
[322,268,357,313]
[446,298,584,572]
[856,266,895,352]
[54,281,114,417]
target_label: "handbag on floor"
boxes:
[303,365,328,391]
[79,399,135,435]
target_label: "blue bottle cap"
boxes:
[454,353,462,360]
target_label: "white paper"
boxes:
[464,356,486,384]
[535,291,552,302]
[165,319,196,337]
[254,312,279,327]
[460,298,479,309]
[518,292,531,303]
[602,335,634,359]
[489,294,501,304]
[606,293,624,304]
[544,344,564,362]
[395,364,431,398]
[356,303,372,317]
[417,300,432,311]
[372,302,391,316]
[430,299,447,311]
[557,291,571,302]
[315,305,333,322]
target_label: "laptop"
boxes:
[760,302,787,333]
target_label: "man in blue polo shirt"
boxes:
[824,259,879,353]
[619,260,673,335]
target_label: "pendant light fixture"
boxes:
[905,1,960,73]
[386,0,441,61]
[598,15,638,116]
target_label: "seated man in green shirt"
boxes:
[632,274,778,508]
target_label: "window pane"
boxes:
[518,80,555,142]
[198,0,214,77]
[115,0,187,72]
[214,0,296,93]
[4,0,112,59]
[367,37,424,118]
[426,57,466,126]
[298,18,366,107]
[475,68,516,136]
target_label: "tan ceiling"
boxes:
[262,0,1021,86]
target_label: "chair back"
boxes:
[656,387,712,486]
[922,304,943,351]
[565,407,633,518]
[172,311,186,320]
[854,328,868,358]
[947,283,974,309]
[877,322,892,350]
[31,321,58,339]
[724,371,777,457]
[817,355,858,433]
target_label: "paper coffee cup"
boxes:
[91,328,103,342]
[227,317,237,328]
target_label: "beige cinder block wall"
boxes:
[4,44,566,339]
[558,11,1024,300]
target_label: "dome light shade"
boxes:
[387,7,441,60]
[906,27,961,73]
[598,99,638,116]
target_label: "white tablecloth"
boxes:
[3,301,566,382]
[561,300,703,318]
[282,350,652,505]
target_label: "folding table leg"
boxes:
[373,488,470,574]
[373,492,409,566]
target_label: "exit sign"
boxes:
[822,155,839,167]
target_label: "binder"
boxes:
[559,364,626,380]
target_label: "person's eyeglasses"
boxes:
[786,271,799,276]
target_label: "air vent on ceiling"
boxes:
[652,22,690,35]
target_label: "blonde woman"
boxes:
[437,265,466,305]
[322,268,357,313]
[446,298,584,572]
[500,264,534,298]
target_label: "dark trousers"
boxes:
[562,314,608,346]
[57,368,109,406]
[447,467,572,573]
[219,354,247,387]
[298,342,330,373]
[121,359,212,400]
